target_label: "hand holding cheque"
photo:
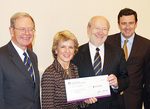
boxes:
[65,74,118,103]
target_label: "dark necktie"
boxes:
[94,48,102,75]
[23,52,34,81]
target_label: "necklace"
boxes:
[63,68,72,79]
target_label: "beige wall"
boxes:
[0,0,150,73]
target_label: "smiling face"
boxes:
[118,15,137,38]
[10,16,35,51]
[55,39,75,66]
[87,16,109,46]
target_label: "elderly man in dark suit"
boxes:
[0,12,41,109]
[106,8,150,109]
[72,16,129,109]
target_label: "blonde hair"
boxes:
[52,30,79,58]
[10,12,35,28]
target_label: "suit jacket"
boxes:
[0,41,41,109]
[143,60,150,109]
[106,33,150,109]
[72,42,129,109]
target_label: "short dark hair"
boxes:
[118,8,138,23]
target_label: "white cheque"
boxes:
[65,75,111,102]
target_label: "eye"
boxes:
[121,22,126,25]
[129,22,135,25]
[60,45,65,48]
[69,46,74,49]
[14,27,35,33]
[102,28,108,31]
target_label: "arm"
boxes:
[0,64,4,109]
[41,69,55,109]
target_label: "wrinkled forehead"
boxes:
[90,17,110,29]
[14,17,35,27]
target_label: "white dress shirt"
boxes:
[121,33,135,57]
[89,42,104,72]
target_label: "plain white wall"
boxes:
[0,0,150,73]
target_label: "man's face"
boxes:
[87,18,109,46]
[10,17,35,50]
[118,15,137,38]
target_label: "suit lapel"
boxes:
[116,33,122,47]
[127,35,139,61]
[102,43,112,75]
[118,33,139,62]
[7,42,35,85]
[27,50,40,88]
[83,44,95,76]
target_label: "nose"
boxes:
[65,48,70,53]
[97,29,104,35]
[125,23,131,28]
[24,29,31,34]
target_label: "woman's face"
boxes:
[55,39,75,65]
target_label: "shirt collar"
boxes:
[11,41,27,55]
[11,41,28,61]
[89,42,104,51]
[121,33,135,45]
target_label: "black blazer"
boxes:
[0,41,41,109]
[72,42,129,109]
[106,33,150,109]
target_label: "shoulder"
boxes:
[73,43,89,58]
[105,43,124,57]
[0,43,10,59]
[107,33,120,39]
[78,43,89,51]
[27,49,37,58]
[43,64,55,76]
[106,33,121,45]
[73,43,89,62]
[105,42,122,51]
[135,34,150,44]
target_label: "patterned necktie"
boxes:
[94,48,102,75]
[23,52,34,81]
[123,40,128,60]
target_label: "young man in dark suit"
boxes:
[73,16,129,109]
[143,57,150,109]
[106,8,150,109]
[0,12,41,109]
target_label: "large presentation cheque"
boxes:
[65,75,111,102]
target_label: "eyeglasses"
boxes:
[13,27,35,34]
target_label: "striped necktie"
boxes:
[23,52,34,81]
[123,40,128,60]
[94,48,102,75]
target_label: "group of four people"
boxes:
[0,8,150,109]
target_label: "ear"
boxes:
[9,27,15,37]
[118,23,121,30]
[135,22,138,28]
[55,50,58,54]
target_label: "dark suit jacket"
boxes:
[143,59,150,109]
[106,33,150,109]
[0,41,41,109]
[72,42,129,109]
